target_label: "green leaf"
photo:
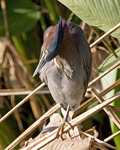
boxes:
[44,0,58,25]
[12,27,42,73]
[101,68,120,149]
[98,47,120,72]
[112,69,120,149]
[0,108,20,149]
[0,0,40,36]
[58,0,120,39]
[0,122,19,149]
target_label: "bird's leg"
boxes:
[56,105,74,140]
[63,105,74,129]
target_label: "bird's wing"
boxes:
[67,22,92,88]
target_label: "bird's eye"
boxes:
[71,24,75,30]
[45,50,48,58]
[40,44,48,58]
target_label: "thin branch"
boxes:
[104,130,120,143]
[2,59,38,69]
[80,131,117,150]
[0,88,49,96]
[91,88,120,128]
[0,82,46,123]
[90,23,120,49]
[41,94,51,109]
[91,26,118,58]
[67,12,74,22]
[75,78,120,116]
[1,0,10,38]
[110,106,120,113]
[87,28,94,43]
[11,95,24,132]
[88,61,120,87]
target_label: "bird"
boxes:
[33,17,92,139]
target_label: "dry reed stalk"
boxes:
[75,78,120,116]
[0,88,49,96]
[11,95,24,132]
[0,82,46,123]
[21,91,120,150]
[90,23,120,49]
[88,61,120,87]
[91,88,120,128]
[104,130,120,143]
[4,104,61,150]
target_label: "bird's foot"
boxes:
[56,121,74,140]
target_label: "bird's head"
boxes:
[33,17,64,77]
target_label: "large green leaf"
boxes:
[58,0,120,39]
[98,47,120,72]
[0,0,40,36]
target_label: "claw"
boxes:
[66,121,74,130]
[56,122,65,140]
[56,120,74,140]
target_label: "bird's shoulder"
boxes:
[67,22,85,38]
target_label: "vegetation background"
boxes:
[0,0,120,149]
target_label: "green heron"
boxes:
[33,17,92,139]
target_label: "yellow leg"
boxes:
[56,105,74,140]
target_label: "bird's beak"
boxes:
[33,16,63,77]
[32,52,47,77]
